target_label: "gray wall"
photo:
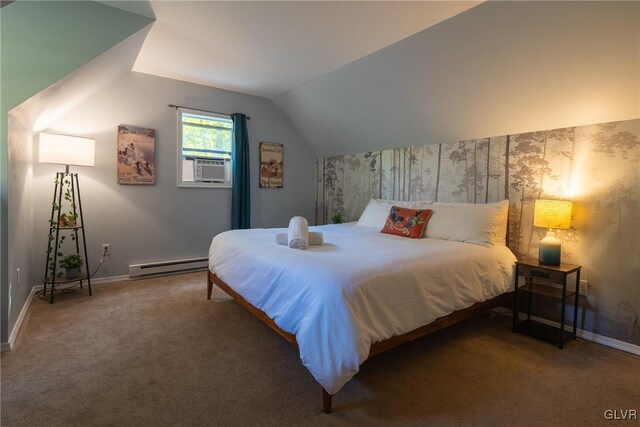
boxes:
[6,112,34,345]
[1,0,153,346]
[4,28,150,348]
[29,72,316,280]
[274,1,640,157]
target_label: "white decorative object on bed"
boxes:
[287,216,309,250]
[275,232,324,246]
[209,223,516,395]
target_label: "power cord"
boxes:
[36,246,109,300]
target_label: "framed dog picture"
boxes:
[259,142,283,188]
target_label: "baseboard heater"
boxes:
[129,257,208,279]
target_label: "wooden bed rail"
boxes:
[208,270,513,413]
[209,272,298,347]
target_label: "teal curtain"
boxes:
[231,113,250,229]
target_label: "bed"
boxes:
[207,220,517,412]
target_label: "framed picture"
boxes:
[259,142,283,188]
[117,125,155,185]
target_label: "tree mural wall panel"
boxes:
[438,139,494,204]
[343,153,371,222]
[363,151,383,200]
[315,159,324,225]
[316,156,345,224]
[317,118,640,346]
[380,149,394,201]
[508,129,578,261]
[487,135,507,204]
[408,144,439,202]
[573,120,640,343]
[437,140,470,203]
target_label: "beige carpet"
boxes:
[1,272,638,426]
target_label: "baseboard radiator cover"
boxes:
[129,257,208,279]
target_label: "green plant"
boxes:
[58,212,77,226]
[331,211,345,224]
[59,254,83,269]
[46,175,78,275]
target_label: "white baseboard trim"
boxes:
[493,307,640,356]
[1,274,130,352]
[576,328,640,356]
[92,274,130,284]
[1,286,37,352]
[31,274,130,291]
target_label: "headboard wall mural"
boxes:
[316,118,640,346]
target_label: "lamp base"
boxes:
[539,230,561,266]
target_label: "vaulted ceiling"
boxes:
[130,1,481,98]
[273,1,640,156]
[78,1,640,159]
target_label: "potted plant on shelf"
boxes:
[58,213,77,227]
[331,211,345,224]
[59,254,84,279]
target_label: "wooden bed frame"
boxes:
[208,270,513,413]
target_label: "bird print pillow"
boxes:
[381,206,433,238]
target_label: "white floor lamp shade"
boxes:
[39,132,95,167]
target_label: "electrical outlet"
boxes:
[102,243,110,256]
[579,279,589,296]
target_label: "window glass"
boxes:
[177,110,233,188]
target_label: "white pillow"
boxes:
[426,200,509,247]
[356,199,413,231]
[411,200,435,209]
[432,200,509,245]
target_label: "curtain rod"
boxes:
[168,104,251,120]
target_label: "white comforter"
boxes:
[208,223,516,394]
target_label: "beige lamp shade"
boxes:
[533,199,572,230]
[39,132,95,167]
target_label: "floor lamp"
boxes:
[39,132,95,303]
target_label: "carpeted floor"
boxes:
[1,272,638,426]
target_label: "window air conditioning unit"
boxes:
[194,158,231,183]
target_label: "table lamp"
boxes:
[39,132,95,303]
[533,199,572,266]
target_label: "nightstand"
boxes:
[512,258,582,349]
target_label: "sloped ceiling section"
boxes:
[274,1,640,157]
[0,0,154,112]
[98,0,155,19]
[132,1,481,98]
[12,26,152,131]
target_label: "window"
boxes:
[177,109,233,188]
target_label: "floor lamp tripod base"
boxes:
[43,169,92,303]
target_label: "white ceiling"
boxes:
[132,1,481,98]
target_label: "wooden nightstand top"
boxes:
[516,258,581,274]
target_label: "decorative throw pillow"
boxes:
[381,206,433,238]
